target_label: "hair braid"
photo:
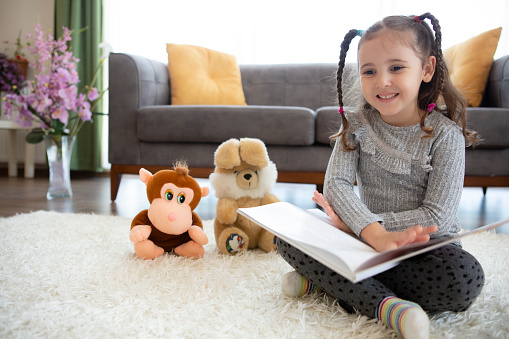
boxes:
[419,12,445,104]
[332,29,359,150]
[417,12,479,146]
[337,29,358,107]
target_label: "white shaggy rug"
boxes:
[0,211,508,339]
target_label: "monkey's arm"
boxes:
[189,226,208,245]
[131,209,151,229]
[130,210,152,243]
[188,212,208,245]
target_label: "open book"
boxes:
[238,202,509,283]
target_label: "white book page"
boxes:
[238,202,380,274]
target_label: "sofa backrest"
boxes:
[239,63,358,111]
[482,55,509,108]
[110,52,507,112]
[239,55,509,111]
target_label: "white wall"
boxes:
[104,0,509,65]
[0,0,55,166]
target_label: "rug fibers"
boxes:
[0,211,508,338]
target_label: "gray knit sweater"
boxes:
[323,109,464,239]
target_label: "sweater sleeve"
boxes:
[376,127,465,237]
[323,131,382,236]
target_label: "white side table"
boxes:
[0,120,35,178]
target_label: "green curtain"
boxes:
[54,0,104,172]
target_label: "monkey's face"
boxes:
[147,182,195,235]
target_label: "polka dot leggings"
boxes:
[277,239,485,316]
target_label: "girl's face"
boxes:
[358,33,435,127]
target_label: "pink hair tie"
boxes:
[427,103,436,112]
[414,16,422,24]
[339,107,345,114]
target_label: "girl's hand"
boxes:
[360,223,438,252]
[312,191,354,234]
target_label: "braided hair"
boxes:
[333,13,480,151]
[335,29,359,151]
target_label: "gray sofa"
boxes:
[109,53,509,200]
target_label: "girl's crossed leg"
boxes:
[277,239,484,338]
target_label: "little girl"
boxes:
[277,13,484,339]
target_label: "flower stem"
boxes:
[88,58,104,89]
[89,87,108,112]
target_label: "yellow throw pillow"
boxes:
[166,43,247,106]
[443,27,502,107]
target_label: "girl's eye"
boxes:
[177,193,186,204]
[165,189,173,201]
[363,70,375,75]
[391,66,404,72]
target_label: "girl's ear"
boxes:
[423,56,436,83]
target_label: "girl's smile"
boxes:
[377,93,399,101]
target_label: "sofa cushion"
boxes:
[444,27,502,107]
[166,44,247,106]
[467,108,509,148]
[136,105,316,146]
[465,148,509,176]
[315,106,344,144]
[138,143,335,172]
[240,63,342,110]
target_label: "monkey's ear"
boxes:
[139,168,153,186]
[201,187,209,198]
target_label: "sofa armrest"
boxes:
[482,55,509,108]
[108,53,170,165]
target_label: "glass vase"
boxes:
[45,135,75,200]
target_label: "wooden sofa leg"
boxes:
[110,165,122,201]
[482,187,487,196]
[316,184,324,193]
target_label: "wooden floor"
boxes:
[1,169,508,234]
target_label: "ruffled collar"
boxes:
[349,110,434,175]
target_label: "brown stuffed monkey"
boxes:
[130,162,209,259]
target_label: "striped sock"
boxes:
[281,271,320,297]
[375,296,429,339]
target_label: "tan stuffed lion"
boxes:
[210,138,279,255]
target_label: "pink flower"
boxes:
[16,107,34,128]
[58,85,78,109]
[52,105,69,124]
[2,23,106,142]
[79,101,92,121]
[2,100,13,117]
[88,88,99,101]
[56,67,72,83]
[35,95,53,112]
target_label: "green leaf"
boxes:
[25,129,45,144]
